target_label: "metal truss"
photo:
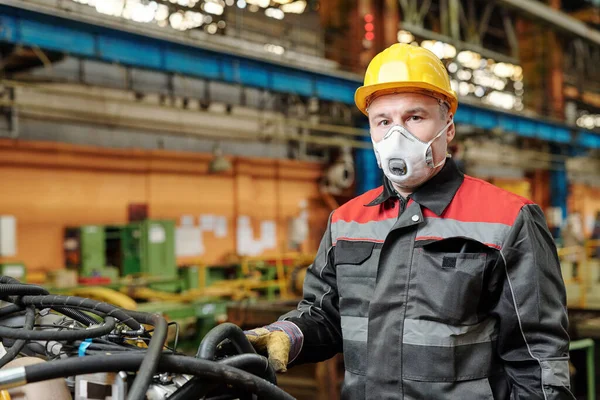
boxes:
[565,38,600,98]
[397,0,520,64]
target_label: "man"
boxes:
[246,44,574,399]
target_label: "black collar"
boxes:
[365,158,464,216]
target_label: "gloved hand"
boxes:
[245,326,291,373]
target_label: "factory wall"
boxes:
[570,184,600,237]
[0,139,330,273]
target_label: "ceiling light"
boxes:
[397,30,414,44]
[203,2,224,15]
[280,0,306,13]
[265,7,284,19]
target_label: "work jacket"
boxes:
[280,159,574,400]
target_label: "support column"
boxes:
[549,144,568,238]
[358,0,376,69]
[548,0,565,119]
[383,0,399,47]
[355,119,381,195]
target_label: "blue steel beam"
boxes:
[0,4,599,148]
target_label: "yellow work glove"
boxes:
[245,321,302,373]
[245,328,291,372]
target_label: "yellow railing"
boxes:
[239,252,314,300]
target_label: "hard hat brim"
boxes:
[355,81,458,116]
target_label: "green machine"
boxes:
[66,220,179,290]
[138,220,178,291]
[107,220,178,290]
[65,225,106,278]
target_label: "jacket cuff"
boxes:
[265,321,304,364]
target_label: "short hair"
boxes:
[439,101,450,120]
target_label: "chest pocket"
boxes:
[335,241,379,306]
[412,238,488,324]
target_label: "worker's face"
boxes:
[368,93,455,166]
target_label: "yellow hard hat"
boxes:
[355,43,458,115]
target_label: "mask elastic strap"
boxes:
[427,120,453,146]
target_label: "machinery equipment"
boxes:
[65,221,178,291]
[0,276,294,400]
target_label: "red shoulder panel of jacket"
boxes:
[332,186,397,224]
[422,175,534,226]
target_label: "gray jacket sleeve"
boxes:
[493,204,575,399]
[279,212,343,364]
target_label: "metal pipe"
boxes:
[497,0,600,46]
[1,80,368,137]
[0,100,373,150]
[0,367,26,390]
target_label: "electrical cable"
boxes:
[0,316,116,341]
[160,353,278,400]
[0,284,48,296]
[55,307,98,326]
[0,304,24,318]
[0,305,35,368]
[146,321,180,354]
[0,277,289,399]
[121,310,168,400]
[180,322,261,399]
[0,279,98,327]
[20,295,141,330]
[17,353,294,400]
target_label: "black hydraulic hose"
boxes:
[0,306,35,368]
[21,295,140,330]
[0,316,116,341]
[122,311,168,400]
[0,304,23,318]
[167,354,276,400]
[20,353,294,400]
[166,378,218,400]
[0,280,97,327]
[0,284,47,296]
[196,322,256,360]
[54,307,98,326]
[0,276,22,284]
[220,354,277,385]
[184,323,258,400]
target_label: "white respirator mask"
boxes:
[372,120,452,189]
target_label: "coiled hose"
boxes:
[166,353,277,400]
[0,316,116,341]
[0,279,97,326]
[21,295,141,330]
[196,322,256,360]
[122,310,168,400]
[0,305,35,368]
[18,353,294,400]
[0,304,23,318]
[174,322,267,400]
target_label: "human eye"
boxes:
[408,115,423,122]
[378,119,390,127]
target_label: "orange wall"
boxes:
[569,184,600,237]
[0,139,329,272]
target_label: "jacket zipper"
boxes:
[399,196,407,215]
